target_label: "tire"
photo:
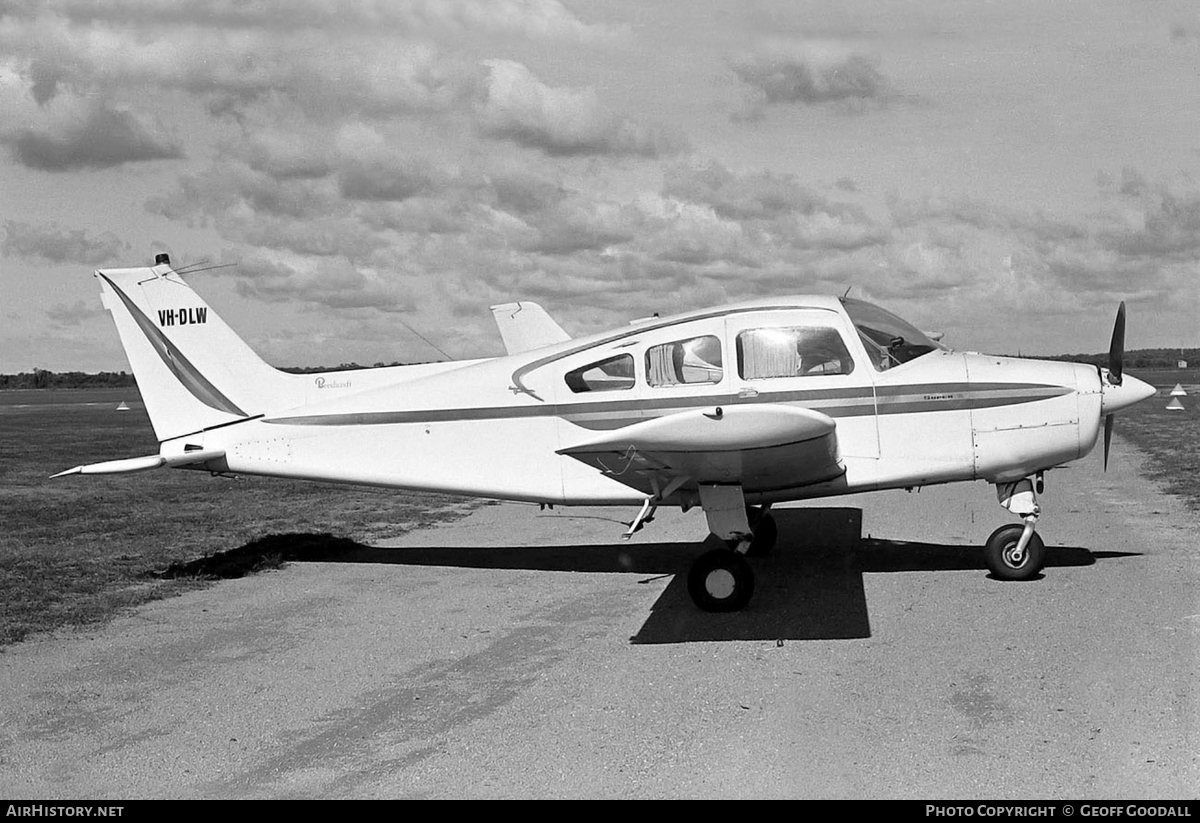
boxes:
[687,548,755,612]
[747,512,778,557]
[984,524,1046,580]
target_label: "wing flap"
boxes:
[558,404,844,495]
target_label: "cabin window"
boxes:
[564,354,635,393]
[736,327,854,379]
[645,335,723,387]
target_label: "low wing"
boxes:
[557,404,843,498]
[52,449,226,478]
[490,301,570,355]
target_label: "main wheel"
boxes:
[687,548,755,612]
[984,524,1046,580]
[747,512,778,557]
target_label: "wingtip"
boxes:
[50,466,83,479]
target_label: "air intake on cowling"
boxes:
[155,253,170,266]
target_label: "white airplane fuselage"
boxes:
[158,298,1109,507]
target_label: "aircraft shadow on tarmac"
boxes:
[211,509,1139,644]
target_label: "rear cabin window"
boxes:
[564,354,635,393]
[736,327,854,380]
[645,335,723,387]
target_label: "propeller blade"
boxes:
[1108,302,1125,386]
[1103,414,1114,471]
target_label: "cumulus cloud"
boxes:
[46,300,105,326]
[729,40,899,115]
[0,2,613,122]
[15,0,620,41]
[3,103,182,171]
[231,254,414,313]
[7,2,1190,363]
[2,220,130,264]
[238,130,333,180]
[875,173,1200,335]
[477,60,685,157]
[1109,184,1200,259]
[338,159,438,202]
[664,161,835,220]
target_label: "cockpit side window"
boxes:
[736,327,853,379]
[841,298,944,371]
[564,354,635,393]
[645,335,723,387]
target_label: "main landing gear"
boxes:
[687,537,756,612]
[686,485,777,612]
[985,476,1047,580]
[687,513,777,612]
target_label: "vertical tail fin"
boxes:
[490,301,570,354]
[97,258,300,441]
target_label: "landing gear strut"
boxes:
[986,477,1046,580]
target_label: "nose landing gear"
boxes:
[986,477,1046,580]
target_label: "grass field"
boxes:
[1109,368,1200,512]
[1,371,1196,648]
[0,388,483,647]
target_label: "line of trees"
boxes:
[1039,348,1197,369]
[0,369,136,389]
[0,362,416,389]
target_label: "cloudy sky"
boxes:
[2,0,1197,372]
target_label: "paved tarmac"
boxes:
[1,442,1196,799]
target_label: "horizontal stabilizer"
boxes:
[51,449,226,478]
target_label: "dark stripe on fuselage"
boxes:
[263,382,1071,428]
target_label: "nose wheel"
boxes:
[983,523,1046,580]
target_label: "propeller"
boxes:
[1108,301,1125,387]
[1103,301,1126,471]
[1103,414,1115,471]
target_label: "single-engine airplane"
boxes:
[55,254,1157,611]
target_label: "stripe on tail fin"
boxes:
[97,260,303,441]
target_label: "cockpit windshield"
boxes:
[841,297,947,370]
